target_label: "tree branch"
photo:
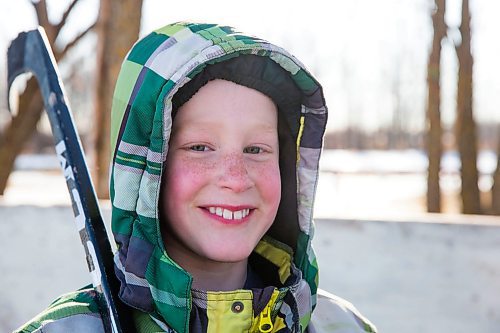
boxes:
[31,0,57,43]
[30,0,45,25]
[54,0,81,39]
[56,21,96,60]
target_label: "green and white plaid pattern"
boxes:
[110,22,327,333]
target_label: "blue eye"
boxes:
[244,146,263,154]
[190,145,208,152]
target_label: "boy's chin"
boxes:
[203,248,253,264]
[199,240,260,264]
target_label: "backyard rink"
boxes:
[1,170,500,332]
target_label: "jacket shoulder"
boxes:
[308,289,377,333]
[13,286,104,333]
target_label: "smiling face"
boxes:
[161,79,281,268]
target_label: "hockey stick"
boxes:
[7,27,135,333]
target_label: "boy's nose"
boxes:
[217,153,254,192]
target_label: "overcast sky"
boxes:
[1,0,500,132]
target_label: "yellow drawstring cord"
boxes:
[296,116,305,164]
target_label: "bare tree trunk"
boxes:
[0,0,95,195]
[491,130,500,214]
[426,0,446,213]
[0,79,43,193]
[455,0,481,214]
[94,0,143,199]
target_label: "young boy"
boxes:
[16,22,376,332]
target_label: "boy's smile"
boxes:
[202,205,253,223]
[161,79,281,286]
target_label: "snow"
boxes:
[314,216,500,333]
[319,149,498,174]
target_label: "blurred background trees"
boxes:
[455,0,480,214]
[0,0,96,195]
[0,0,142,199]
[1,0,500,215]
[424,0,500,214]
[426,0,446,213]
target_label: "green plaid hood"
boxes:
[110,22,327,332]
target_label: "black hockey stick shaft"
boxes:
[7,27,134,333]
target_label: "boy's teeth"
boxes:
[223,209,232,220]
[216,207,223,217]
[208,207,251,220]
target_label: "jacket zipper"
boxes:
[258,303,274,332]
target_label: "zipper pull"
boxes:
[259,304,273,333]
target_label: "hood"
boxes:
[109,22,327,332]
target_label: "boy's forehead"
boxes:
[173,116,277,133]
[172,80,278,127]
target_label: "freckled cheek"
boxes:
[165,158,215,195]
[250,161,281,204]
